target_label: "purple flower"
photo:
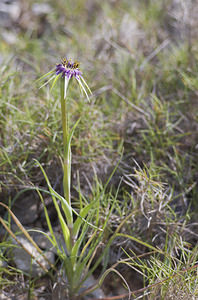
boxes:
[38,58,91,101]
[55,58,91,100]
[56,58,82,79]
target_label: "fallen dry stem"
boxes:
[0,202,56,272]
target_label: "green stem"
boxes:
[60,78,73,227]
[60,78,76,296]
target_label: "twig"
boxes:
[112,88,149,117]
[140,39,170,71]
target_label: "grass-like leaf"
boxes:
[73,201,96,238]
[34,160,72,253]
[35,69,55,83]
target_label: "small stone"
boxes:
[0,292,9,299]
[1,30,17,44]
[0,1,21,23]
[32,230,67,255]
[81,275,105,299]
[11,235,54,277]
[0,11,12,27]
[12,195,38,225]
[33,230,54,250]
[32,3,52,16]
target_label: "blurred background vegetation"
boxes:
[0,0,198,299]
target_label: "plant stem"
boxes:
[61,78,70,204]
[60,78,73,228]
[60,77,76,297]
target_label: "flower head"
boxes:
[38,57,92,101]
[56,58,82,79]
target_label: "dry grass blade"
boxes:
[0,217,48,274]
[0,202,56,271]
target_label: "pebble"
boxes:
[10,234,54,277]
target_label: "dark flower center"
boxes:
[62,58,79,69]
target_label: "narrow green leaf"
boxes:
[79,76,92,95]
[39,75,56,89]
[117,233,160,252]
[73,230,100,288]
[67,118,81,150]
[35,69,55,83]
[34,160,73,224]
[103,150,123,192]
[73,201,95,238]
[78,78,90,101]
[36,189,63,257]
[50,73,61,91]
[71,215,92,267]
[72,207,102,232]
[34,160,72,252]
